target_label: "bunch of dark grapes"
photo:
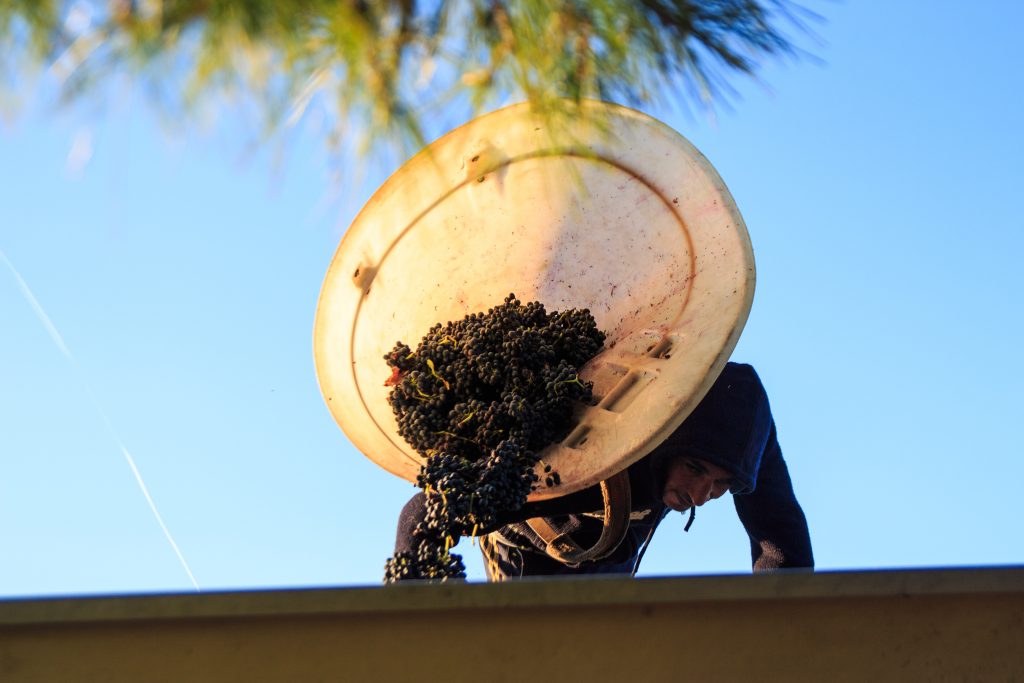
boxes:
[382,294,605,582]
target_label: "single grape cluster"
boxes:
[382,294,605,582]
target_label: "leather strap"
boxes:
[525,469,632,566]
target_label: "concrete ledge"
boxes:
[2,567,1022,681]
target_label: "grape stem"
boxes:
[426,358,451,390]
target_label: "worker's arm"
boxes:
[393,491,428,556]
[393,480,606,557]
[731,420,814,571]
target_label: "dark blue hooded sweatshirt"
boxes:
[395,362,813,577]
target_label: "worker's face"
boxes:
[661,456,733,512]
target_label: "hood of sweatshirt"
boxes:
[649,362,771,495]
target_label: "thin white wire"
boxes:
[1,247,200,591]
[0,250,72,357]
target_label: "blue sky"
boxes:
[2,2,1023,596]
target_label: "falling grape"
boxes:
[383,294,605,582]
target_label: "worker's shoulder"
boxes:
[718,361,769,392]
[723,360,758,375]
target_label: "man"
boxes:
[394,362,813,579]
